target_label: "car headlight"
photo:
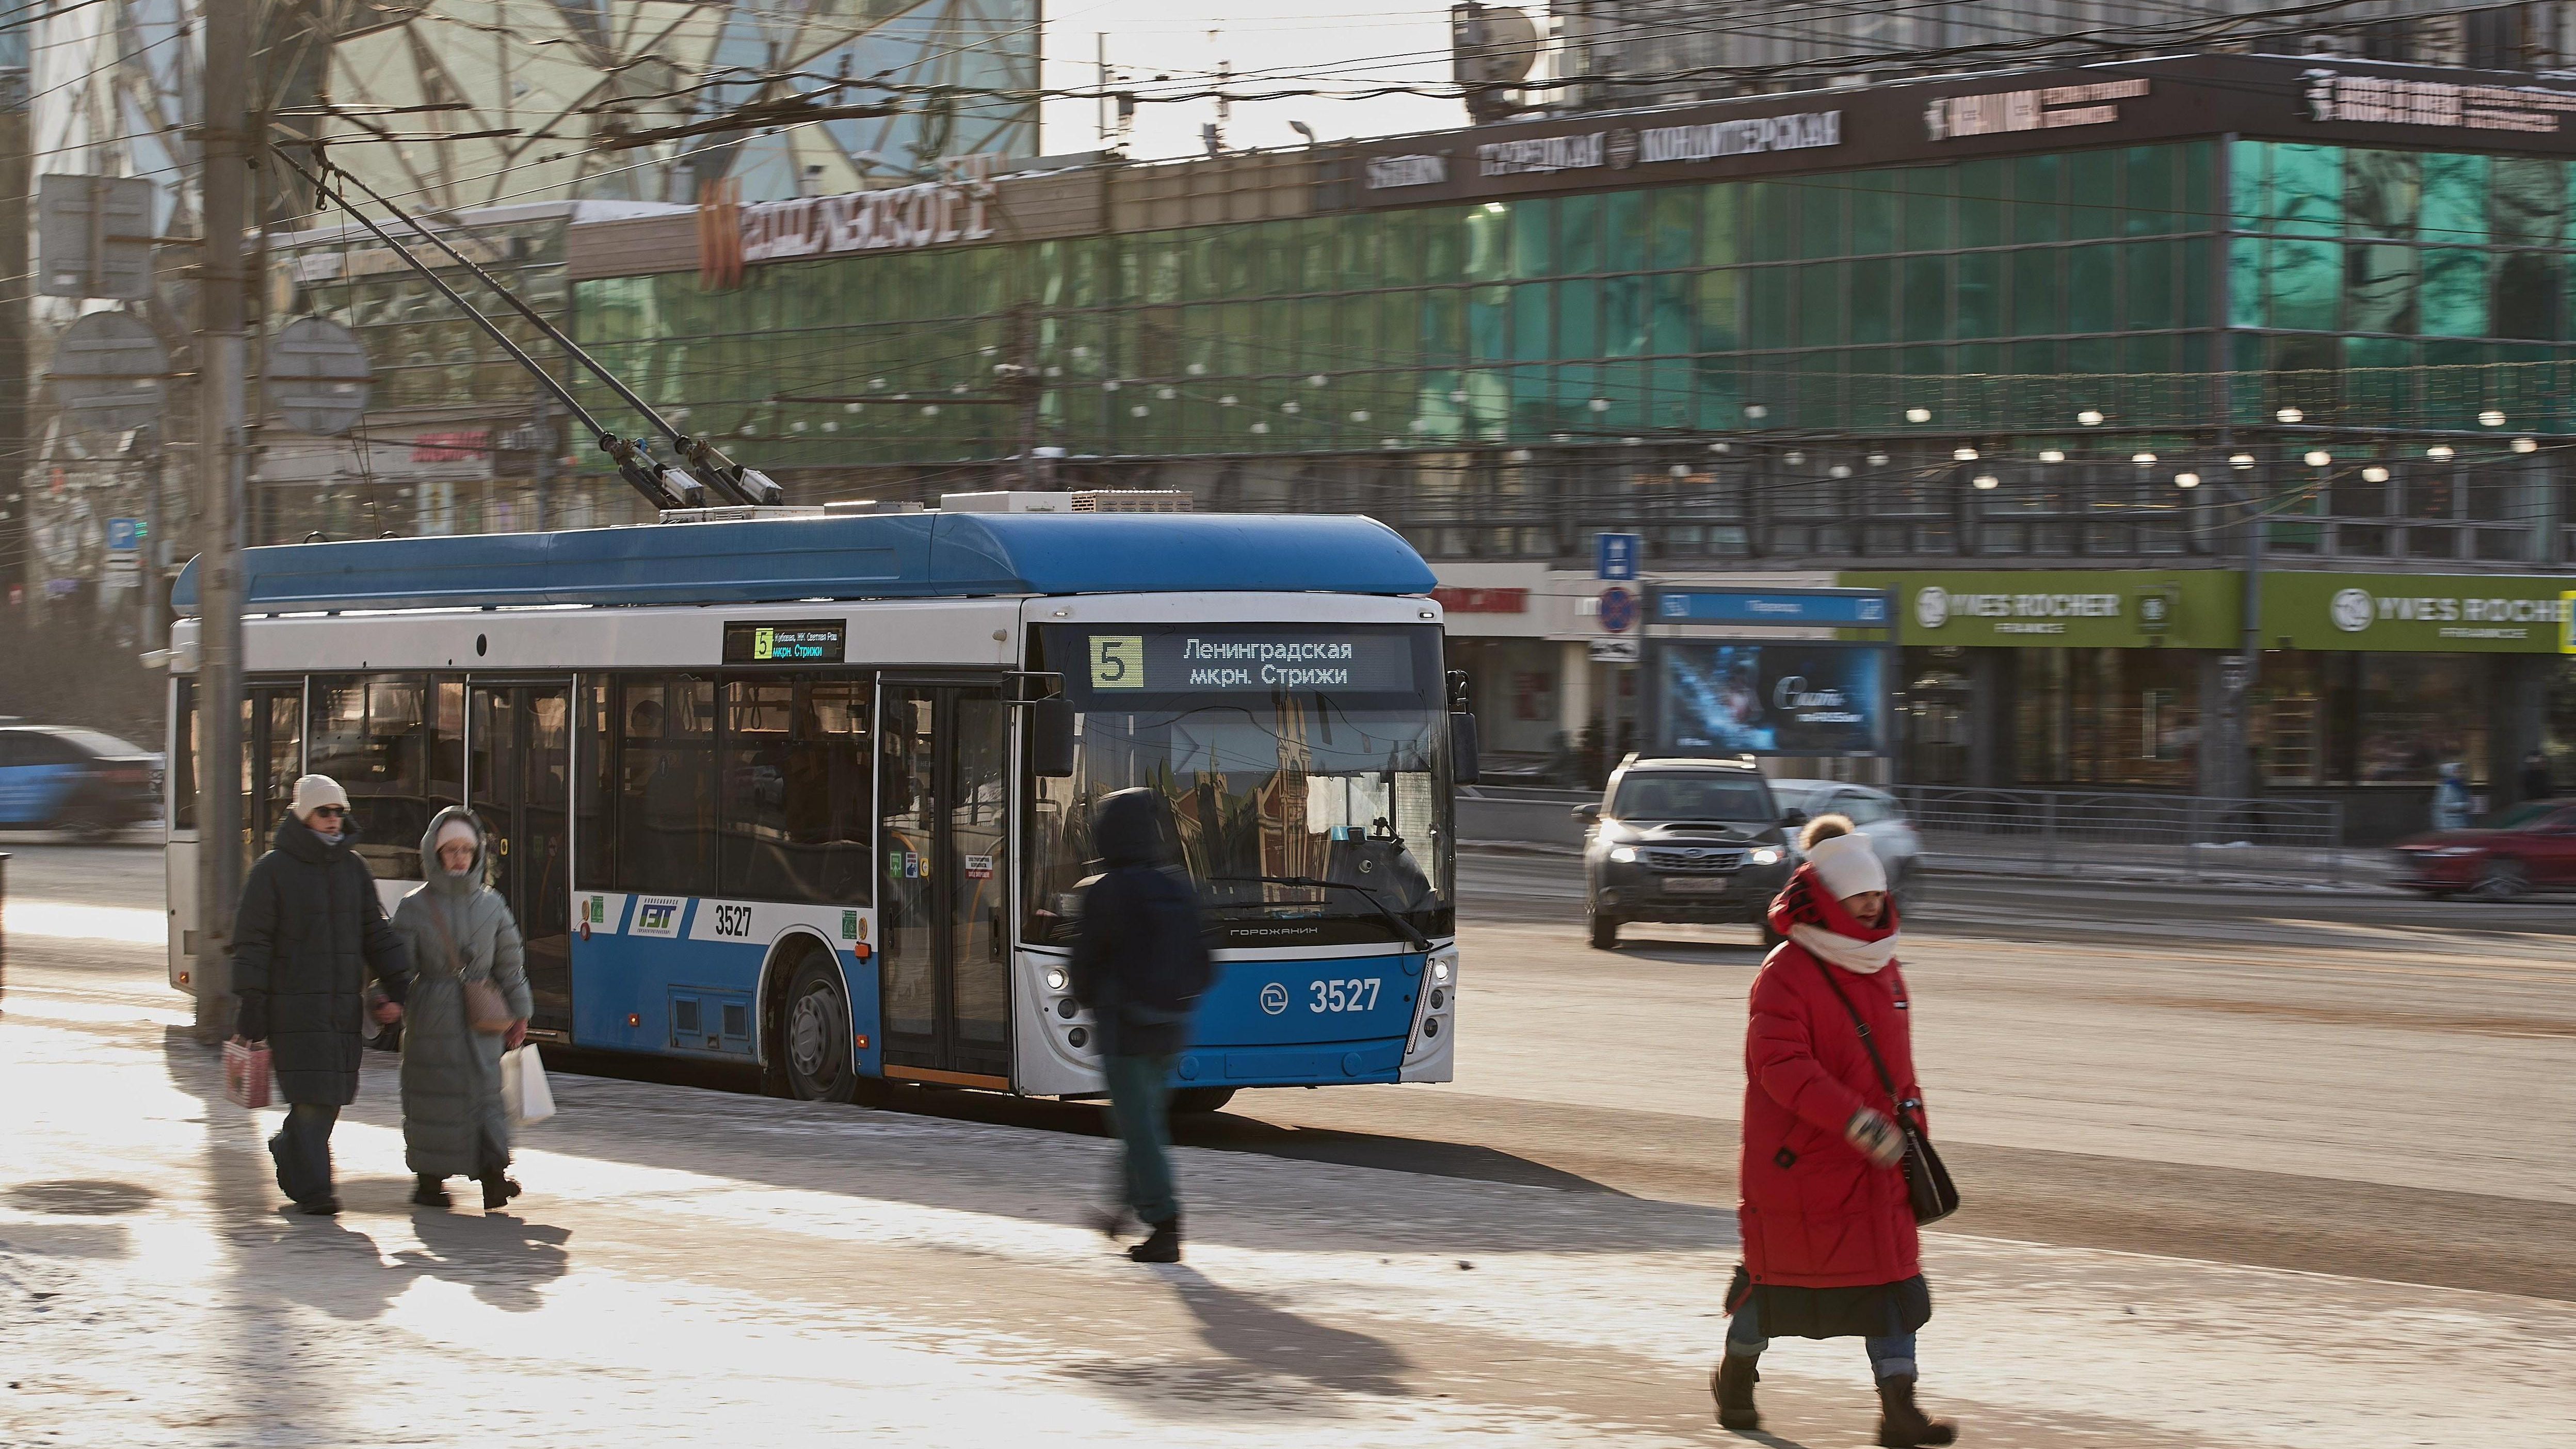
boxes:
[2430,846,2484,857]
[1609,845,1638,863]
[1747,846,1783,866]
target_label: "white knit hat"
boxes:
[1805,831,1887,900]
[434,816,479,854]
[288,775,349,816]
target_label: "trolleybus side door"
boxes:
[878,681,1011,1083]
[469,683,574,1037]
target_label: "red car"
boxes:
[2392,801,2576,899]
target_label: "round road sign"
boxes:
[267,316,375,436]
[46,310,167,436]
[1598,585,1638,633]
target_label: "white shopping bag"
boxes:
[502,1043,556,1125]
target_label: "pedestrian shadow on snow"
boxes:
[1161,1263,1410,1397]
[394,1208,573,1313]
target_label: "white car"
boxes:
[1765,780,1925,905]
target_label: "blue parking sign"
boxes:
[1595,533,1642,581]
[105,517,140,552]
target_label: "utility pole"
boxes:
[191,0,249,1042]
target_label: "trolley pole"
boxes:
[191,0,249,1042]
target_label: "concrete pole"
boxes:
[191,0,249,1042]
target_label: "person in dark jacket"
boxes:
[233,775,410,1215]
[1713,814,1955,1447]
[1068,788,1213,1264]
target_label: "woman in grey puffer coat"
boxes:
[389,807,533,1210]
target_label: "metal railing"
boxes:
[1890,786,2348,887]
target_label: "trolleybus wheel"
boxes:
[781,957,860,1103]
[1169,1087,1236,1117]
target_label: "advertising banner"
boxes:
[2260,572,2575,653]
[1656,641,1887,756]
[1838,569,2239,649]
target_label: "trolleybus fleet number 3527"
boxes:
[162,502,1476,1113]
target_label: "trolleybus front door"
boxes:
[468,684,573,1038]
[878,683,1011,1083]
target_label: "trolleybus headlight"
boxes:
[1067,1027,1088,1049]
[1609,845,1638,863]
[1045,967,1068,990]
[1431,959,1451,983]
[1748,846,1784,866]
[1057,997,1078,1019]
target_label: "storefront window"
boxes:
[2355,655,2488,783]
[2012,648,2201,790]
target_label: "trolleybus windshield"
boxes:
[1024,623,1453,949]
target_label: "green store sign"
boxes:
[2260,572,2576,654]
[1837,570,2240,649]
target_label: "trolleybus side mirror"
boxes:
[1450,712,1481,787]
[1030,697,1077,778]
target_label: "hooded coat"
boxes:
[387,807,532,1178]
[233,815,410,1106]
[1068,790,1213,1058]
[1738,864,1926,1299]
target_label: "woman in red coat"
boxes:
[1712,815,1956,1447]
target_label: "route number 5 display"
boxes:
[1090,635,1145,688]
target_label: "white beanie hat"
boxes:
[289,775,349,815]
[1805,831,1887,900]
[434,816,479,854]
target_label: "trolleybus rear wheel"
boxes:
[782,957,860,1103]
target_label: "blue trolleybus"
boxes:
[164,499,1468,1111]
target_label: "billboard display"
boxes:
[1656,642,1888,756]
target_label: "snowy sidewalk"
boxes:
[1,992,2566,1448]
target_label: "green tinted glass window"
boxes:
[1850,257,1893,345]
[1902,255,1948,342]
[1299,218,1333,292]
[2013,155,2063,244]
[1559,278,1601,359]
[2422,153,2489,244]
[1605,190,1647,272]
[2228,238,2266,329]
[1798,263,1843,348]
[1426,207,1467,283]
[1747,266,1791,349]
[1849,172,1897,255]
[1702,184,1741,267]
[1603,273,1645,356]
[1649,273,1695,353]
[2268,239,2338,331]
[2068,244,2115,332]
[1382,211,1422,288]
[1797,175,1845,258]
[2013,249,2063,334]
[1421,288,1462,365]
[2070,156,2115,240]
[2123,239,2174,331]
[2346,242,2419,333]
[2267,144,2343,237]
[1513,198,1555,279]
[1560,193,1601,276]
[2420,247,2490,335]
[1746,183,1791,263]
[1697,270,1741,349]
[2346,150,2420,238]
[1651,188,1696,269]
[2495,251,2563,340]
[1956,251,2001,337]
[1959,161,2007,247]
[1468,284,1508,361]
[1463,205,1508,282]
[2230,139,2269,228]
[1338,213,1382,289]
[1510,282,1551,360]
[2492,157,2563,249]
[1902,166,1952,251]
[2123,146,2179,235]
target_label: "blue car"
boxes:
[0,726,160,835]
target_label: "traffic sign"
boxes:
[1595,532,1642,581]
[105,517,139,552]
[46,310,168,436]
[1597,585,1638,633]
[267,316,374,436]
[38,174,155,299]
[1588,637,1640,663]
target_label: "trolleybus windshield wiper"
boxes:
[1208,876,1432,952]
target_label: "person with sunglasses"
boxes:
[232,775,412,1215]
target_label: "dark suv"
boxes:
[1575,756,1801,950]
[0,726,161,836]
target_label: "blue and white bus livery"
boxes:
[164,500,1467,1114]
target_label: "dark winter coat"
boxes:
[1068,789,1213,1058]
[1738,864,1924,1291]
[388,808,530,1178]
[233,816,411,1106]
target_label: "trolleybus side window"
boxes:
[307,672,433,880]
[170,678,196,830]
[616,674,718,897]
[576,677,613,887]
[717,677,872,905]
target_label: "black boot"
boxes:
[411,1174,452,1208]
[1710,1354,1761,1430]
[480,1175,522,1211]
[1875,1374,1957,1448]
[1128,1216,1181,1263]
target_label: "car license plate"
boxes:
[1662,876,1732,894]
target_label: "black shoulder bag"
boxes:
[1810,960,1960,1225]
